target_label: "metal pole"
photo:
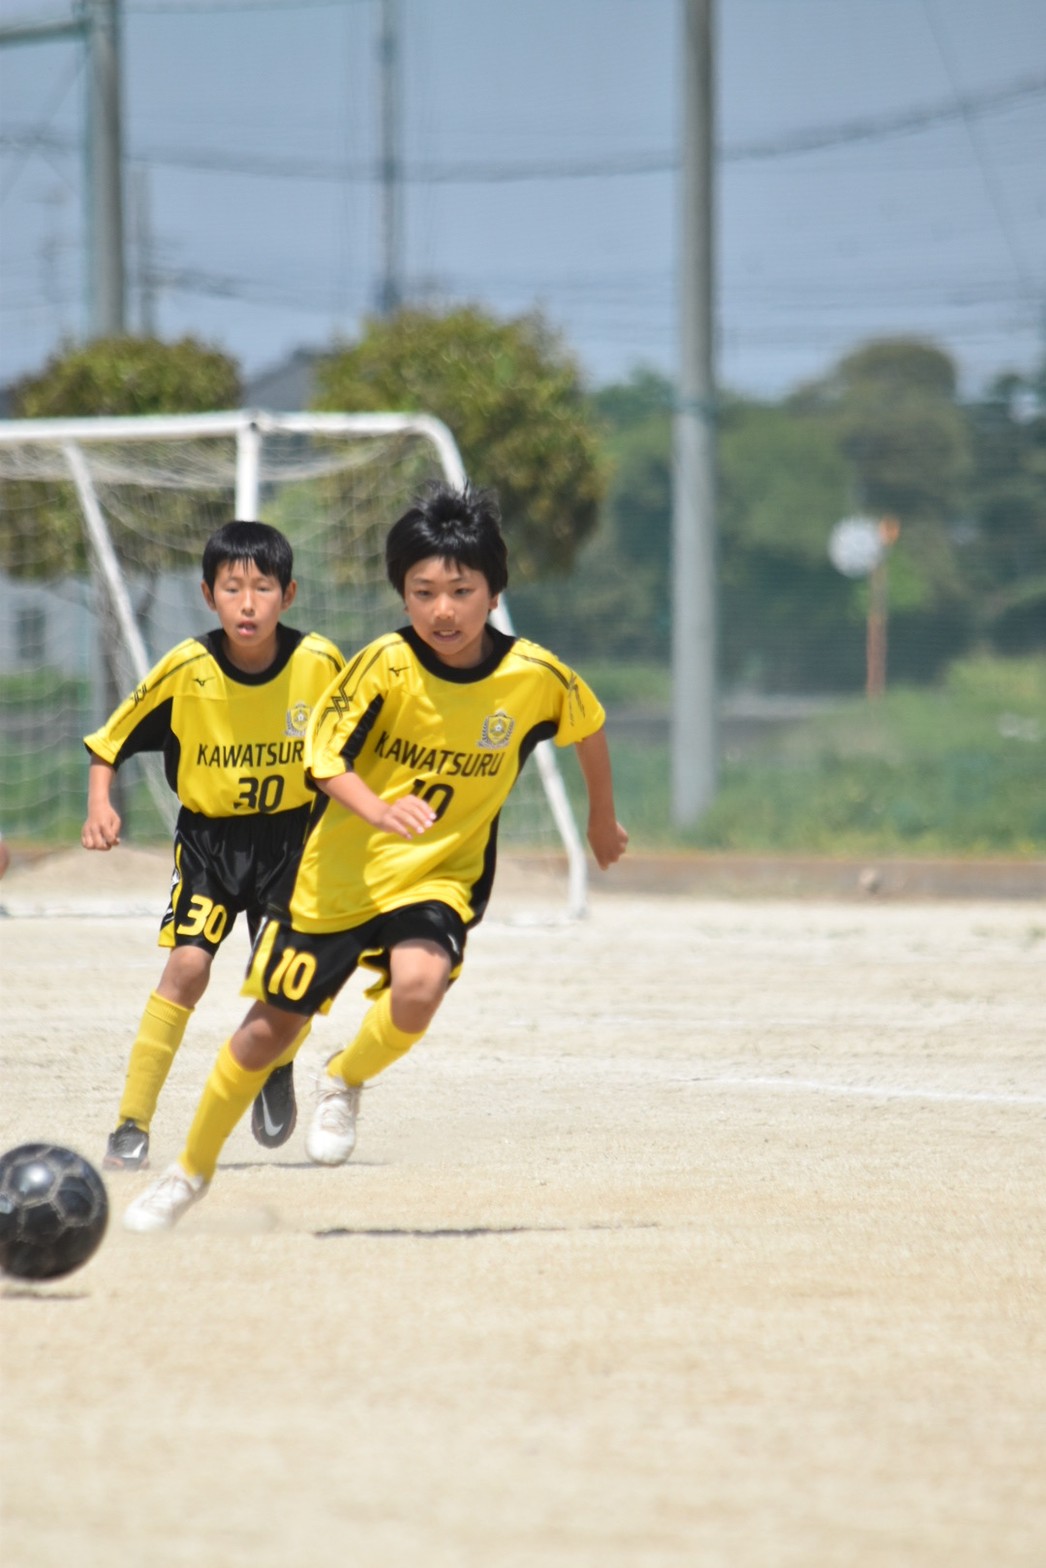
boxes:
[235,420,263,519]
[86,0,126,338]
[132,165,157,336]
[377,0,402,315]
[671,0,718,825]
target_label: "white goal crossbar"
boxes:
[0,409,588,915]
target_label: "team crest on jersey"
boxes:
[478,709,514,750]
[285,702,311,738]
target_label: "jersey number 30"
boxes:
[235,774,286,812]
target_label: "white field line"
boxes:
[435,1054,1046,1108]
[678,1073,1046,1108]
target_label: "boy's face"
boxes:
[201,557,296,670]
[402,555,498,669]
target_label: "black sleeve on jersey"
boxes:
[104,697,181,792]
[341,693,385,767]
[517,718,557,774]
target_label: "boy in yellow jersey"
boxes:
[83,520,345,1172]
[123,484,628,1231]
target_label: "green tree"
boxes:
[585,375,859,686]
[965,370,1046,652]
[718,398,857,689]
[827,340,971,535]
[3,337,242,578]
[312,307,604,580]
[799,338,975,679]
[13,335,240,418]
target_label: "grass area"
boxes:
[574,660,671,708]
[4,654,1043,858]
[568,653,1046,856]
[1,747,172,847]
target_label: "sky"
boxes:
[1,0,1044,403]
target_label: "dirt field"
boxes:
[1,848,1044,1568]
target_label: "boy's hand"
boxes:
[376,794,438,841]
[574,729,627,871]
[82,806,122,851]
[587,816,629,870]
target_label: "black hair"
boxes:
[385,482,508,598]
[201,520,294,591]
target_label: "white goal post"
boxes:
[0,409,588,915]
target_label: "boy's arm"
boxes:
[315,769,437,841]
[81,755,122,851]
[574,727,628,870]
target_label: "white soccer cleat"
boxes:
[306,1069,361,1166]
[122,1163,208,1233]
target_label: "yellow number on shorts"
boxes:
[175,894,228,943]
[269,947,317,1002]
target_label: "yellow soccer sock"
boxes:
[117,991,193,1132]
[327,990,425,1086]
[181,1040,271,1182]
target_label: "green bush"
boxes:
[563,654,1045,855]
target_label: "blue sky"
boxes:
[1,0,1044,399]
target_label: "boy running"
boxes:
[123,483,628,1232]
[83,520,345,1171]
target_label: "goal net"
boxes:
[0,410,587,914]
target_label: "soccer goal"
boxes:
[0,410,587,914]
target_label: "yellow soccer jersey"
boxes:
[289,624,605,931]
[84,625,345,818]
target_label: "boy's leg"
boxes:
[251,1019,313,1148]
[122,1002,307,1233]
[243,898,311,1147]
[183,1004,311,1180]
[105,947,213,1170]
[327,987,428,1085]
[307,940,449,1166]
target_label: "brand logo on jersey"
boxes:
[285,702,311,738]
[194,676,214,688]
[478,709,514,751]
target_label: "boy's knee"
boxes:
[388,979,445,1036]
[160,945,213,1007]
[388,941,451,1034]
[233,1005,306,1070]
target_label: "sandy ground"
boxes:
[1,848,1044,1567]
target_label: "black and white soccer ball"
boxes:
[0,1143,109,1281]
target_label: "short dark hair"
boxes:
[202,520,294,591]
[385,483,508,598]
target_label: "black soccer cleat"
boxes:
[103,1120,150,1171]
[251,1061,298,1148]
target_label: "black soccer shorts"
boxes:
[242,900,468,1017]
[158,805,311,956]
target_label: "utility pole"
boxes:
[671,0,718,826]
[0,4,125,343]
[376,0,403,315]
[132,165,157,336]
[85,0,126,338]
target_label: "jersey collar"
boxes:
[398,623,515,683]
[202,622,302,684]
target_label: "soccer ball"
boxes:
[0,1143,109,1281]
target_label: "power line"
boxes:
[920,0,1038,303]
[3,74,1045,185]
[0,48,82,203]
[727,74,1046,161]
